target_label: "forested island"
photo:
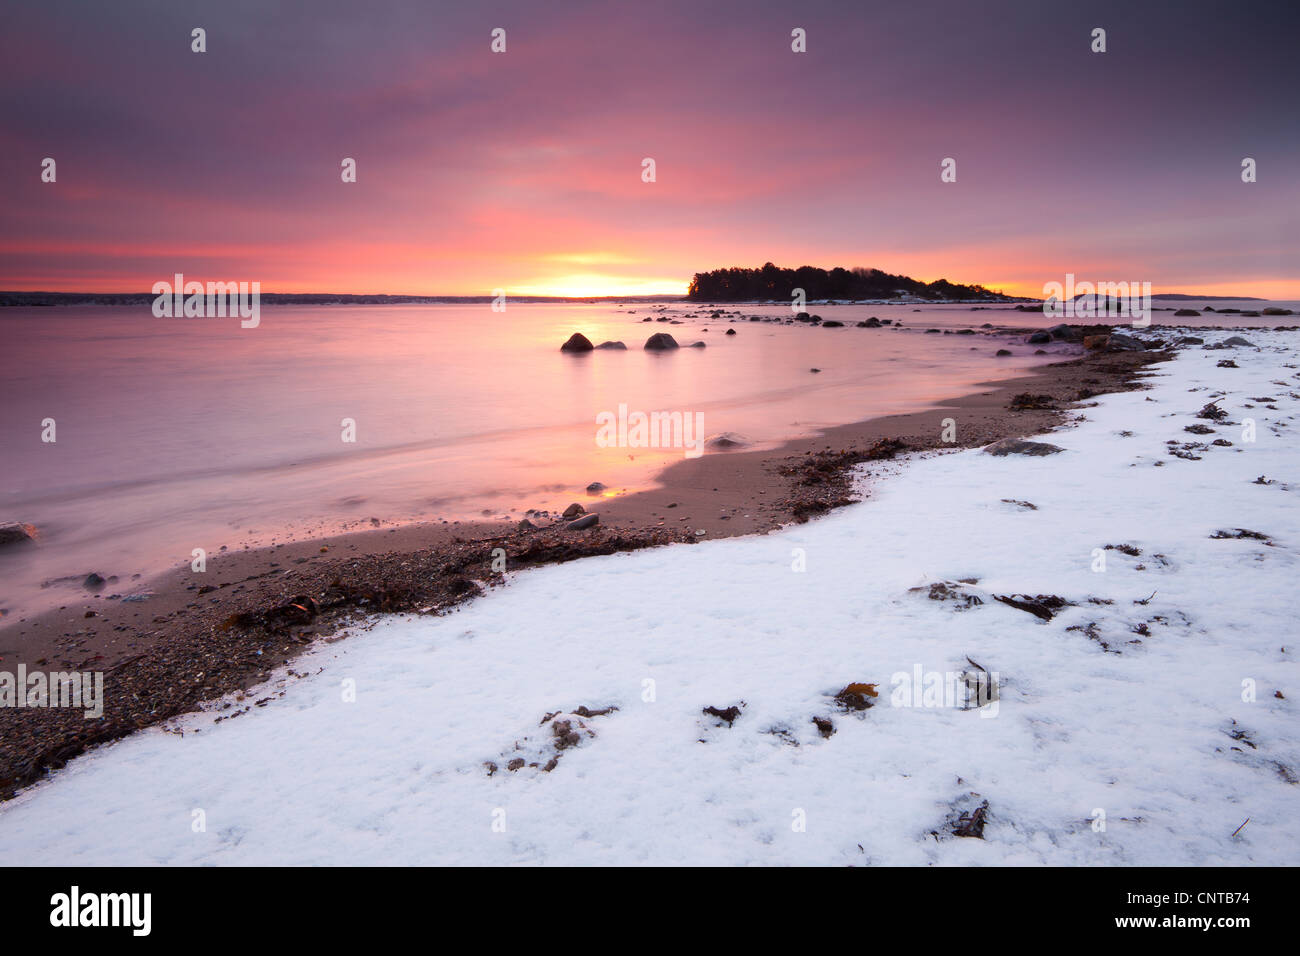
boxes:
[686,263,1016,302]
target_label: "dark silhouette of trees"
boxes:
[686,262,1005,302]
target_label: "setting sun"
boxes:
[510,274,689,298]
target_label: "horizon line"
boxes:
[0,289,1280,303]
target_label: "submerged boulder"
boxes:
[0,521,38,548]
[704,432,750,450]
[594,340,627,350]
[644,332,680,350]
[560,332,594,352]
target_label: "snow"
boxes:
[4,330,1299,865]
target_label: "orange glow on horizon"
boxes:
[1,237,1294,301]
[505,274,689,298]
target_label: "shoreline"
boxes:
[0,332,1172,799]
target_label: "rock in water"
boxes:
[0,522,38,548]
[585,482,606,494]
[982,438,1065,457]
[704,432,750,450]
[1027,330,1051,344]
[725,328,736,335]
[560,333,594,352]
[83,572,107,591]
[595,340,627,350]
[644,332,679,350]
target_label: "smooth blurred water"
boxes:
[0,299,1290,619]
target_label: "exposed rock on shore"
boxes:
[1106,332,1143,351]
[982,438,1065,457]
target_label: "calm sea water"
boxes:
[0,299,1292,619]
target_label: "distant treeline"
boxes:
[686,263,1012,302]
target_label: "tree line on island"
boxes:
[686,262,1012,302]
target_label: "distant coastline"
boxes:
[1149,293,1265,301]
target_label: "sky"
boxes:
[2,0,1297,298]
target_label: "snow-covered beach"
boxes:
[4,328,1297,865]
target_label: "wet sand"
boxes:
[0,336,1170,797]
